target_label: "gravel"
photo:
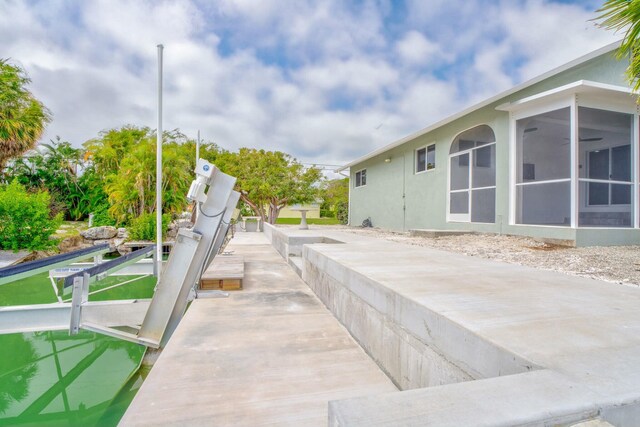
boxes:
[315,225,640,287]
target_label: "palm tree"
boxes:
[596,0,640,92]
[0,59,51,173]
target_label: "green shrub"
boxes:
[0,181,62,251]
[320,208,335,218]
[91,202,116,227]
[128,212,171,241]
[336,201,348,225]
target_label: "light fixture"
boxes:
[384,158,391,163]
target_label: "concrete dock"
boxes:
[119,232,396,426]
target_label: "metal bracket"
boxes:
[69,274,89,335]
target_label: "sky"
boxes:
[0,0,621,170]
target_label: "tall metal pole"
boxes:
[196,130,200,163]
[156,44,164,279]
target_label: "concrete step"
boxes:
[288,255,303,277]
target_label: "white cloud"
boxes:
[396,31,444,65]
[0,0,623,168]
[501,0,618,79]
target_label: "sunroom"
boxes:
[498,80,639,230]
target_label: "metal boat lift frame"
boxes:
[0,159,239,349]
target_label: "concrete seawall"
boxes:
[263,223,640,426]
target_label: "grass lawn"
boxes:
[275,217,341,225]
[0,272,57,306]
[54,220,89,239]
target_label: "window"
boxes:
[355,169,367,187]
[515,107,571,226]
[577,107,633,227]
[416,144,436,173]
[514,105,634,228]
[427,144,435,170]
[448,125,496,223]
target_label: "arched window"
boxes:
[449,125,496,223]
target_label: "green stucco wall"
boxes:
[350,51,640,246]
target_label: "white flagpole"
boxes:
[156,44,164,279]
[194,130,200,223]
[196,129,200,163]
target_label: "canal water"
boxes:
[0,272,157,426]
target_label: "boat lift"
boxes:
[0,159,240,349]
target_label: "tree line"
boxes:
[0,58,348,250]
[3,125,349,226]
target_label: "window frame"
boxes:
[415,143,436,174]
[585,144,633,208]
[415,146,427,174]
[507,94,639,229]
[354,168,367,188]
[426,144,436,171]
[447,125,497,224]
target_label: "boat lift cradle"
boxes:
[0,159,240,349]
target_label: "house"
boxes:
[339,41,640,246]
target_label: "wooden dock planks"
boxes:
[199,255,244,291]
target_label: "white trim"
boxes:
[568,226,637,230]
[515,178,572,186]
[635,110,639,228]
[447,126,497,224]
[579,178,634,185]
[511,98,573,121]
[471,185,498,191]
[497,80,635,113]
[509,112,516,225]
[576,94,638,114]
[512,224,573,229]
[450,141,497,156]
[570,97,578,228]
[449,213,470,222]
[347,171,352,225]
[337,41,622,172]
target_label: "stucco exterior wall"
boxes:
[349,51,638,245]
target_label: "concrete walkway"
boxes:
[120,232,395,426]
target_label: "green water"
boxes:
[0,272,157,426]
[0,331,146,426]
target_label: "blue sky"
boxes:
[0,0,619,168]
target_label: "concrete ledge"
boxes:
[263,223,344,261]
[531,236,576,247]
[329,370,600,427]
[409,229,476,238]
[302,245,537,389]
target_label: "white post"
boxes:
[196,130,200,164]
[156,44,164,279]
[570,96,578,228]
